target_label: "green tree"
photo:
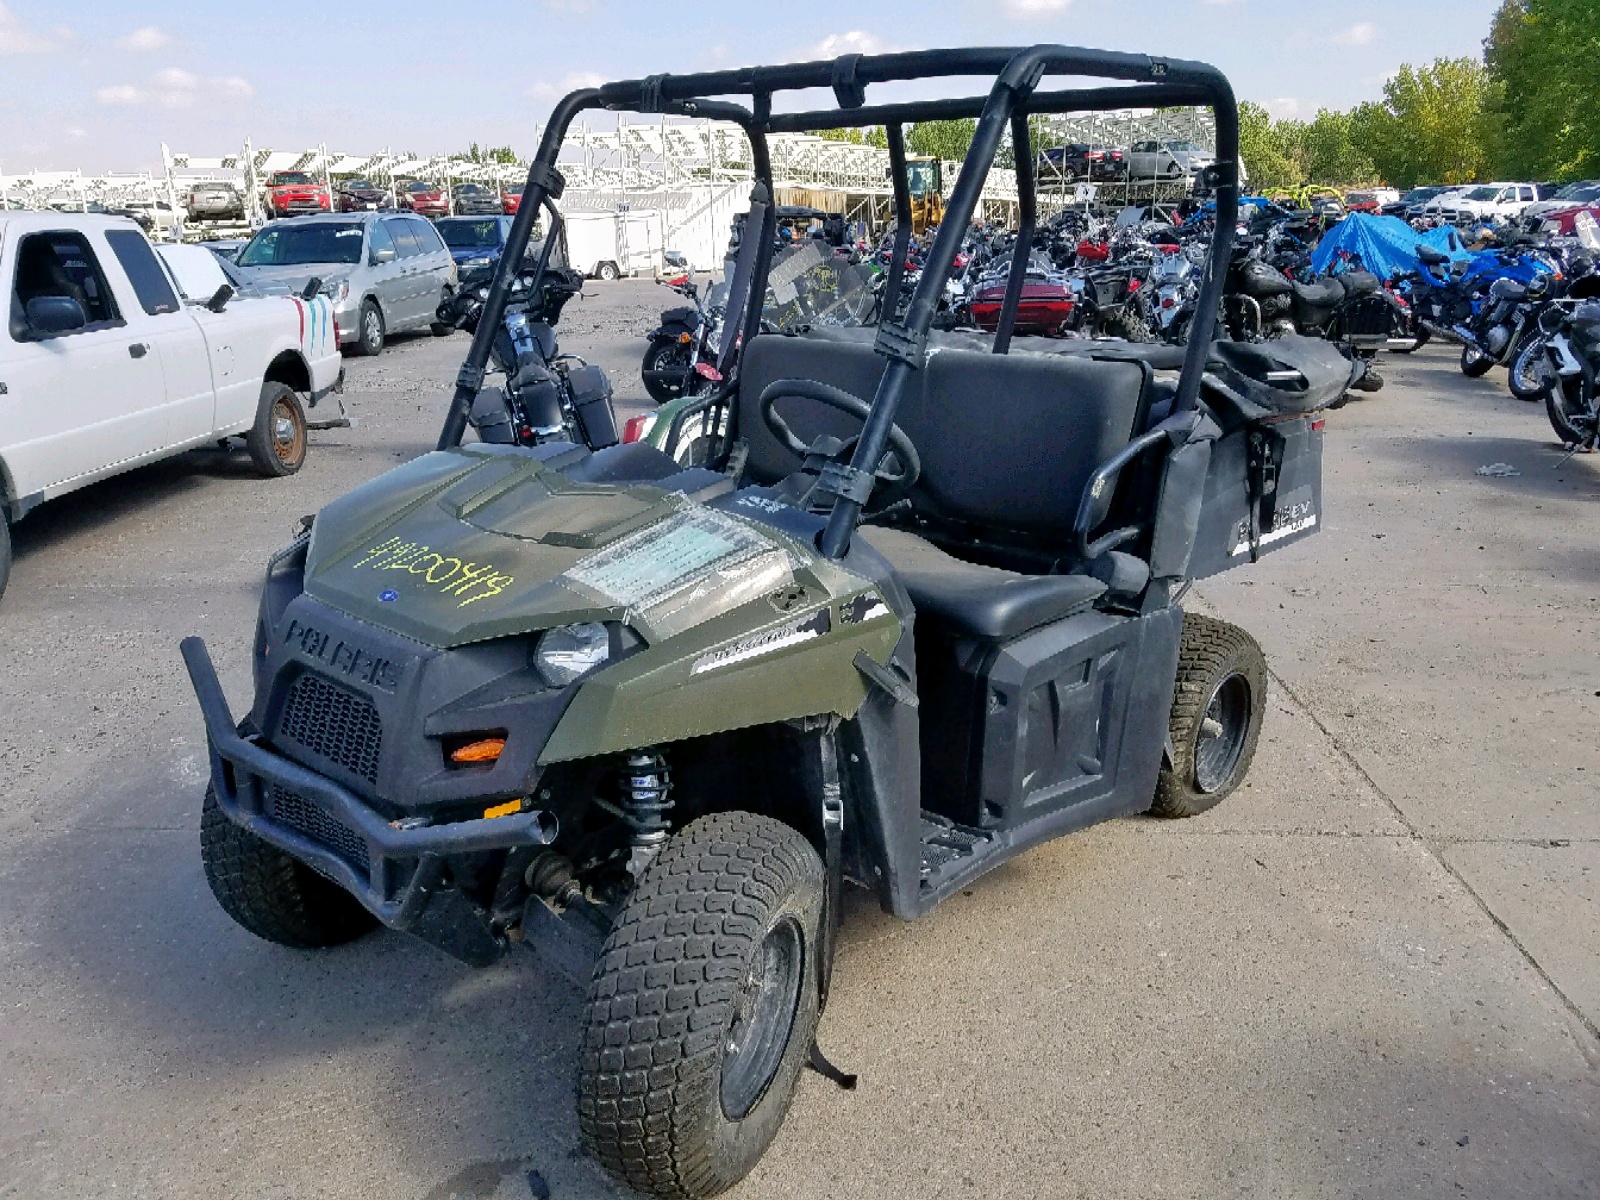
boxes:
[817,127,865,144]
[1238,100,1303,190]
[905,119,976,162]
[464,143,517,165]
[1484,0,1600,181]
[1352,58,1492,187]
[1300,108,1377,185]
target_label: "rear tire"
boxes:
[0,515,11,604]
[353,300,384,356]
[596,261,621,282]
[245,382,308,477]
[430,288,453,336]
[1460,343,1495,378]
[199,785,376,948]
[1151,614,1268,819]
[578,812,824,1200]
[642,338,691,404]
[1391,325,1429,353]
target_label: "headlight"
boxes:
[322,279,350,302]
[535,622,611,686]
[475,285,490,300]
[465,256,493,268]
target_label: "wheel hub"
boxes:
[1193,673,1251,794]
[720,916,803,1120]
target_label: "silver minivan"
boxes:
[232,212,457,355]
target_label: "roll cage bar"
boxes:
[439,45,1240,560]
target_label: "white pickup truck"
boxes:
[0,212,343,601]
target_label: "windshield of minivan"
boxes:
[238,222,365,266]
[438,219,504,248]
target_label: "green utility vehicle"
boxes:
[182,45,1354,1199]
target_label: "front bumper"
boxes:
[181,636,556,930]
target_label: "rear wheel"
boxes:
[596,261,621,282]
[578,812,824,1200]
[1460,343,1495,377]
[200,785,376,948]
[1391,325,1429,353]
[642,338,691,404]
[0,515,11,603]
[245,382,308,477]
[1151,614,1268,818]
[430,287,453,336]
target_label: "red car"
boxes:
[502,184,523,215]
[1535,203,1600,237]
[399,180,448,218]
[264,171,330,218]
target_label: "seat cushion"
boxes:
[858,526,1106,641]
[1292,278,1346,308]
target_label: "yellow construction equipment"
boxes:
[905,156,945,234]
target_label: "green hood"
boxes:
[305,447,703,647]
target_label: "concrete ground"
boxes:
[1,281,1596,1200]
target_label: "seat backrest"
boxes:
[737,328,1149,540]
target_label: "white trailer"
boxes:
[561,210,662,280]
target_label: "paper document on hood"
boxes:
[560,505,794,640]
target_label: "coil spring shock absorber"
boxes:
[620,749,672,876]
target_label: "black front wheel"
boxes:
[0,514,11,604]
[1546,375,1597,447]
[200,786,377,948]
[1507,335,1553,401]
[642,337,693,404]
[1391,325,1430,353]
[579,812,824,1200]
[1151,614,1268,818]
[1460,342,1495,378]
[353,300,384,356]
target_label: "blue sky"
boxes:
[0,0,1502,173]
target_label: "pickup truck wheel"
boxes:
[0,515,11,603]
[578,812,824,1200]
[246,382,308,477]
[1151,614,1267,818]
[354,300,385,356]
[200,785,376,948]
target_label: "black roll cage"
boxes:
[437,45,1240,560]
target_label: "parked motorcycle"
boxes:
[1535,297,1600,447]
[641,274,725,404]
[437,255,620,452]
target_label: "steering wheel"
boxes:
[758,378,921,505]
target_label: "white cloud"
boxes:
[1265,97,1301,119]
[811,30,889,57]
[997,0,1073,17]
[0,2,63,54]
[527,70,608,101]
[65,126,86,139]
[95,67,254,108]
[1334,22,1377,46]
[117,25,169,51]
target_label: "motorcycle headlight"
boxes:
[534,622,611,686]
[476,286,490,300]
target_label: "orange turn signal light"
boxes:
[451,737,506,764]
[678,332,693,343]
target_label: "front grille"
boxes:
[277,672,383,784]
[267,784,370,875]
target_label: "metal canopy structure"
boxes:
[0,105,1216,233]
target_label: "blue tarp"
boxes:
[1311,213,1469,279]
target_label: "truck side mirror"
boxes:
[301,277,323,300]
[370,247,396,265]
[24,295,88,335]
[206,284,234,313]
